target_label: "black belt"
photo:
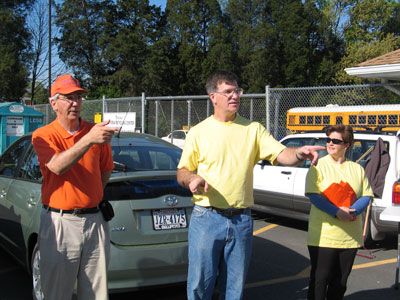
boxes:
[43,205,99,215]
[206,206,247,218]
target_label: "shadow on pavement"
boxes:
[244,234,310,300]
[0,247,32,300]
[346,287,400,300]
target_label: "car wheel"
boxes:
[31,242,44,300]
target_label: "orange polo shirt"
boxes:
[32,119,114,209]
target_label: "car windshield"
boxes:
[281,137,387,168]
[172,131,186,139]
[112,145,182,172]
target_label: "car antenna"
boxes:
[115,99,135,139]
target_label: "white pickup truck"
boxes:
[253,131,400,243]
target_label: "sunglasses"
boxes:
[326,138,344,145]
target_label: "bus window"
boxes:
[389,115,398,125]
[286,104,400,133]
[378,115,387,125]
[368,115,376,125]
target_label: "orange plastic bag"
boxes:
[322,181,356,207]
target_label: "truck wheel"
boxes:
[363,212,384,248]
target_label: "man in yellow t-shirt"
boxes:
[177,70,324,300]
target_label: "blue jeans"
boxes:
[187,205,253,300]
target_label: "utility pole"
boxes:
[48,0,52,96]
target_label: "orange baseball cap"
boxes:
[50,74,86,97]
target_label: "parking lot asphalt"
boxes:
[246,213,400,300]
[1,212,399,300]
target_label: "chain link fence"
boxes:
[33,83,400,140]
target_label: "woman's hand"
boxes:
[336,207,356,221]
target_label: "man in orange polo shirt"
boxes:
[32,74,119,300]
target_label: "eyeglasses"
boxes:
[326,138,344,145]
[213,87,243,97]
[58,94,84,104]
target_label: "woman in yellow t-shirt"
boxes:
[305,125,373,300]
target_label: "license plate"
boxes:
[152,208,187,230]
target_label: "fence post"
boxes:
[141,92,145,133]
[155,100,159,137]
[250,98,254,121]
[102,95,105,116]
[274,94,280,138]
[171,100,174,142]
[207,98,210,116]
[46,104,51,124]
[187,100,192,128]
[265,85,270,131]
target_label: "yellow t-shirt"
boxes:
[305,155,374,248]
[177,115,286,208]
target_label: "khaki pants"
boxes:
[39,209,110,300]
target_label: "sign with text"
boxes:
[6,116,24,136]
[103,112,136,132]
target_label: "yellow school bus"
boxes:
[286,104,400,132]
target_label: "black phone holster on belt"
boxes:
[99,200,114,222]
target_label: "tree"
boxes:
[27,0,69,104]
[55,0,117,91]
[104,0,164,96]
[141,35,179,96]
[55,0,167,98]
[336,0,400,84]
[0,0,32,100]
[383,1,400,36]
[27,0,50,104]
[201,7,235,88]
[303,0,344,86]
[166,0,224,95]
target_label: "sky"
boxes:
[150,0,166,10]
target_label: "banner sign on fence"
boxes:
[103,112,136,132]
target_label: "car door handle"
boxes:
[0,189,6,198]
[281,171,292,175]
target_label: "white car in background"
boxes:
[162,130,188,148]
